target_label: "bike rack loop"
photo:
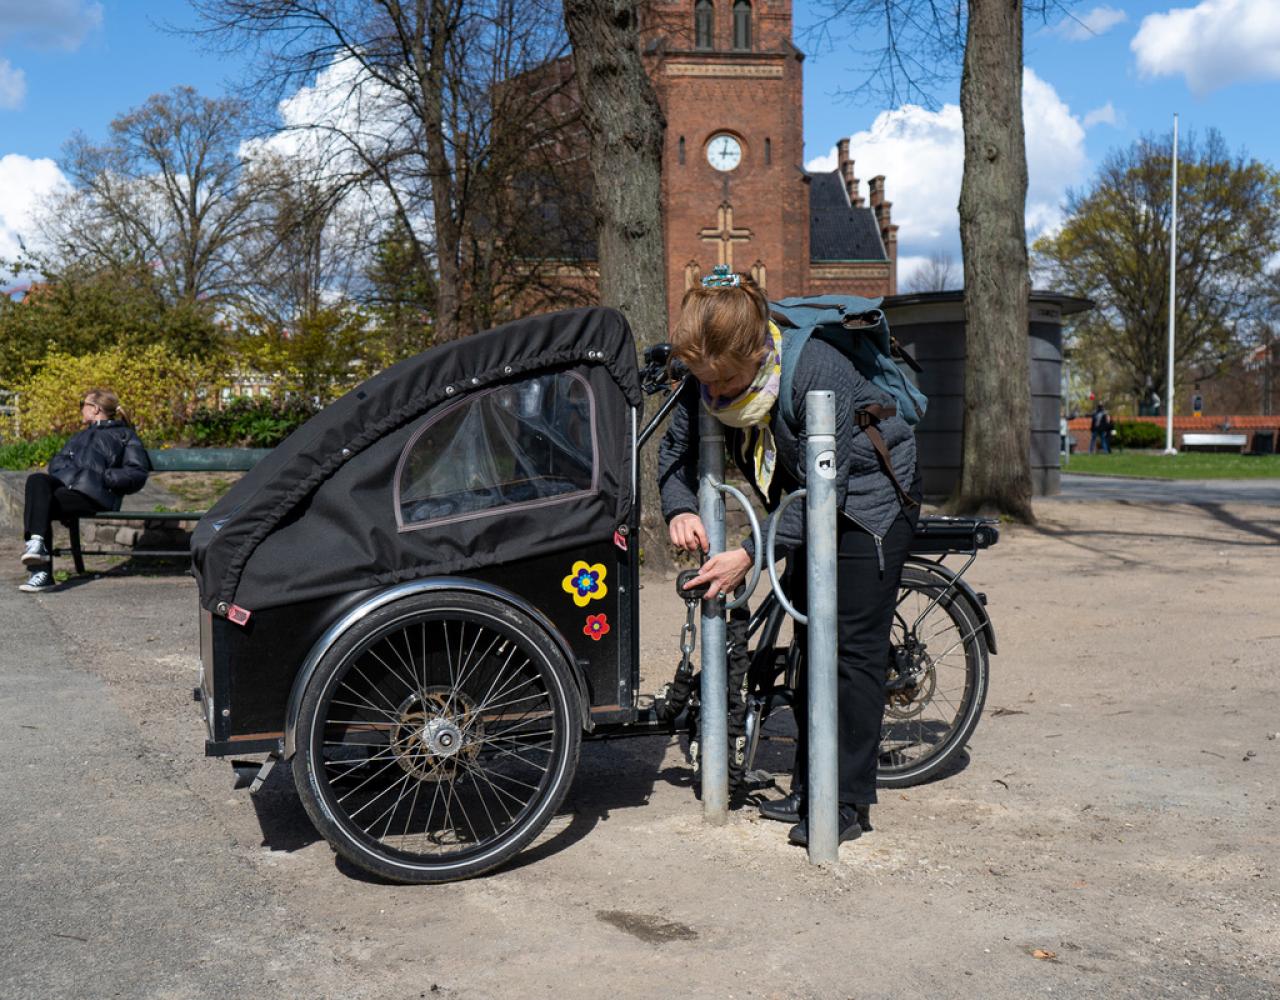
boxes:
[760,392,840,865]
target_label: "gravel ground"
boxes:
[1,496,1277,1000]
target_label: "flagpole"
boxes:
[1164,113,1179,455]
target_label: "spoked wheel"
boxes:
[878,563,989,787]
[292,591,581,884]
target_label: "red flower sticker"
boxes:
[583,613,610,642]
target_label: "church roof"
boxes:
[808,171,887,262]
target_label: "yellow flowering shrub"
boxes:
[17,344,227,445]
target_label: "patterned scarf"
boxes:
[700,321,782,494]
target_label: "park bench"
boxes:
[1180,433,1248,453]
[53,448,269,574]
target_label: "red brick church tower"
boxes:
[642,0,897,327]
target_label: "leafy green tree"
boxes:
[227,307,377,404]
[0,262,221,387]
[363,221,437,364]
[1034,130,1280,407]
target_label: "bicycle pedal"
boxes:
[743,769,777,790]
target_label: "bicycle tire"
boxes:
[877,562,989,787]
[292,591,581,884]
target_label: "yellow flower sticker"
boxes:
[562,561,608,607]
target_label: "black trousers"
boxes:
[791,509,916,806]
[23,473,99,547]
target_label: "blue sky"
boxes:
[2,1,1277,281]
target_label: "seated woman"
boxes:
[19,388,149,592]
[658,272,919,846]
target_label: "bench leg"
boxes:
[70,519,85,575]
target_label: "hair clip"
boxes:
[701,264,740,288]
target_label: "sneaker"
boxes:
[21,536,49,567]
[19,570,55,593]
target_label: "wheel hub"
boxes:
[423,717,463,757]
[390,687,484,781]
[885,642,935,718]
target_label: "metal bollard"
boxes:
[804,391,840,864]
[698,407,729,823]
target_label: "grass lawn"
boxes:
[1063,451,1280,479]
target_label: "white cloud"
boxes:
[807,68,1088,280]
[0,154,71,264]
[1132,0,1280,95]
[0,0,103,50]
[1051,5,1129,42]
[0,59,26,110]
[242,57,407,166]
[1083,101,1119,128]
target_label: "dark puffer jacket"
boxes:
[46,420,150,511]
[659,337,919,559]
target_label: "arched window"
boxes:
[695,0,714,50]
[764,137,771,164]
[733,0,751,50]
[395,372,598,530]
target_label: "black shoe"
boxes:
[787,804,865,847]
[758,792,803,823]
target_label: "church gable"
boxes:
[808,171,886,262]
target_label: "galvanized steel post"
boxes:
[697,407,729,823]
[804,391,840,863]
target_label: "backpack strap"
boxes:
[855,406,920,509]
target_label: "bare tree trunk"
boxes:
[418,0,463,342]
[956,0,1034,522]
[563,0,672,568]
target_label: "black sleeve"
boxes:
[764,340,860,556]
[103,431,150,495]
[657,380,701,523]
[46,436,78,484]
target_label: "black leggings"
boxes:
[791,509,917,806]
[23,473,99,548]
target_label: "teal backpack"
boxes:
[769,294,926,506]
[769,294,927,431]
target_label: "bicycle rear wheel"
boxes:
[878,563,989,787]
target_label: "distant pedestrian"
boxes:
[18,389,149,592]
[1089,403,1111,454]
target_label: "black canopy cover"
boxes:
[192,307,641,616]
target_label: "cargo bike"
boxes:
[193,307,998,884]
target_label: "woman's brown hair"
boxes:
[671,273,770,379]
[83,388,129,425]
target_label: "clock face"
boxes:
[707,134,743,172]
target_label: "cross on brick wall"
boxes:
[698,202,752,269]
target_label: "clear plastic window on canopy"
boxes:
[395,370,598,530]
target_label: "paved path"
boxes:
[1057,473,1280,505]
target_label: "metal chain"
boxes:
[678,597,698,672]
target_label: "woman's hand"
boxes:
[668,512,708,553]
[684,547,753,601]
